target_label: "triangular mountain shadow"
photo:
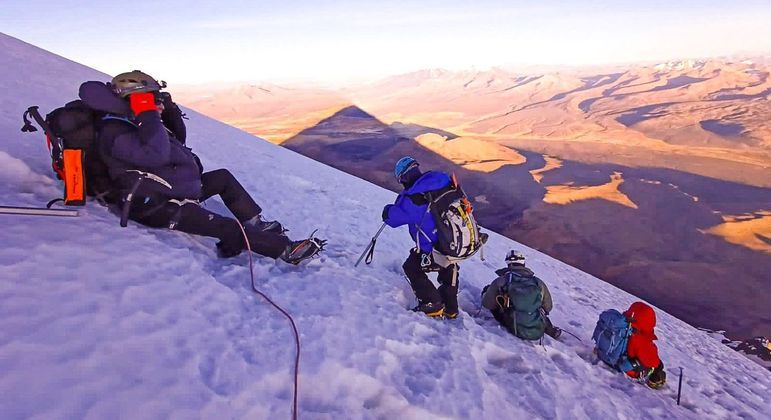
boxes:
[283,105,406,160]
[330,105,376,119]
[289,105,391,138]
[283,105,461,162]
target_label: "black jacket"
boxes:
[79,81,202,200]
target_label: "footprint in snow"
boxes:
[486,354,534,375]
[573,296,599,309]
[198,355,238,397]
[279,174,314,189]
[575,348,598,364]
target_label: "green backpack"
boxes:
[506,273,547,340]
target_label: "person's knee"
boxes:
[215,218,245,251]
[214,221,244,258]
[403,254,421,274]
[203,168,233,181]
[220,168,235,180]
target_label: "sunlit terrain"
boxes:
[543,172,639,209]
[705,211,771,253]
[175,58,771,342]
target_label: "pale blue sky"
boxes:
[2,0,770,85]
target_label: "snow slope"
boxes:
[1,33,769,420]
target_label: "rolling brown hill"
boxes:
[350,60,771,187]
[174,59,771,341]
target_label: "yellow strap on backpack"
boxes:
[457,204,476,244]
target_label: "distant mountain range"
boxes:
[174,59,771,344]
[700,329,771,371]
[349,59,770,186]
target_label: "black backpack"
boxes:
[422,174,484,261]
[21,100,115,207]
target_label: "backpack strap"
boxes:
[414,207,432,251]
[407,182,456,206]
[505,270,515,288]
[118,170,173,228]
[406,193,428,206]
[46,198,65,208]
[101,114,137,127]
[409,180,458,253]
[617,324,636,372]
[501,274,518,337]
[424,183,456,204]
[506,269,526,283]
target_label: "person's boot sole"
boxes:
[424,307,444,317]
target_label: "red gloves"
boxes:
[129,92,158,115]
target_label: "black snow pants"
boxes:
[402,249,460,314]
[130,168,290,258]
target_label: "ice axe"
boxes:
[355,223,386,267]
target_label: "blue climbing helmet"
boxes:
[394,156,419,181]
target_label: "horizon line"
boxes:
[170,52,771,89]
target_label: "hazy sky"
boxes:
[2,0,770,85]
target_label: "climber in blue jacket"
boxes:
[382,156,460,318]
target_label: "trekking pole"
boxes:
[676,367,684,406]
[355,223,386,267]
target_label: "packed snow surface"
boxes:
[1,33,769,419]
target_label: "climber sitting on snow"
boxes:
[481,250,562,340]
[592,301,667,389]
[79,70,324,264]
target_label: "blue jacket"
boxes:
[79,81,202,200]
[383,171,452,252]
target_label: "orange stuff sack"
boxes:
[62,149,86,205]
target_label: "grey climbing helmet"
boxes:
[110,70,166,97]
[505,250,525,265]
